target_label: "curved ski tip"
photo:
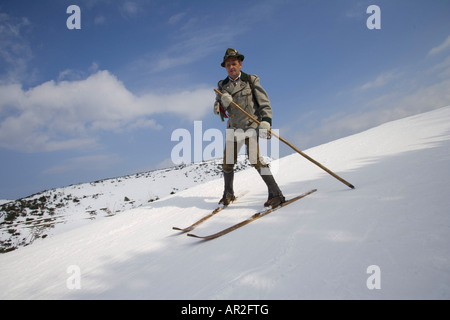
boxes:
[187,233,201,238]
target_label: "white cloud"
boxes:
[310,78,450,148]
[431,55,450,79]
[0,70,212,153]
[290,48,450,150]
[120,1,140,19]
[344,2,367,19]
[43,154,122,175]
[168,12,187,25]
[94,15,106,25]
[130,0,281,74]
[132,28,234,74]
[428,35,450,57]
[0,12,33,84]
[358,70,402,91]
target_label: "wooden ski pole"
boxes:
[214,88,355,189]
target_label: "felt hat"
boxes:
[221,48,245,67]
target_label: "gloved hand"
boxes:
[214,101,220,115]
[220,92,233,108]
[258,121,271,139]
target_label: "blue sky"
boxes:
[1,0,450,200]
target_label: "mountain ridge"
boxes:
[0,155,259,253]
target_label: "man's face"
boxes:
[224,58,242,80]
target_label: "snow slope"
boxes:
[0,107,449,299]
[0,156,255,252]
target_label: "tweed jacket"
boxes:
[216,71,273,130]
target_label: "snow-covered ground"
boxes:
[0,156,254,252]
[0,106,449,299]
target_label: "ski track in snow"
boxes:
[1,107,450,299]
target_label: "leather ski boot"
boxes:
[219,170,235,206]
[258,167,285,208]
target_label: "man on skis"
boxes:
[214,48,285,209]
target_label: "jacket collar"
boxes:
[222,71,249,86]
